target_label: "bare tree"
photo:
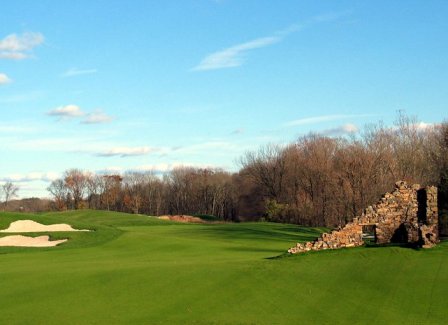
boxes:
[47,179,67,210]
[64,169,88,209]
[2,182,19,210]
[123,172,145,214]
[86,174,102,209]
[100,175,123,211]
[240,144,287,200]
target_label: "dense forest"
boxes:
[8,114,447,229]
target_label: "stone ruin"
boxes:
[288,181,439,254]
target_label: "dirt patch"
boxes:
[0,235,67,247]
[158,215,206,223]
[0,220,90,233]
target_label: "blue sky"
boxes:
[1,0,447,198]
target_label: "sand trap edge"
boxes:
[0,235,68,247]
[0,220,91,233]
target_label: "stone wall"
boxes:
[288,181,439,254]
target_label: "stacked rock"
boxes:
[288,181,439,254]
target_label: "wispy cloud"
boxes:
[192,11,351,71]
[81,111,113,124]
[96,146,156,157]
[230,128,245,135]
[0,32,44,60]
[47,105,85,118]
[0,73,12,84]
[285,114,372,127]
[192,34,285,71]
[320,123,359,136]
[62,68,97,77]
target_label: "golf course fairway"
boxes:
[0,210,446,324]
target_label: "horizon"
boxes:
[1,0,447,198]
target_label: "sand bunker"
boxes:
[0,220,90,233]
[158,215,205,223]
[0,235,67,247]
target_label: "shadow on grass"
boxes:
[266,252,290,260]
[197,224,324,243]
[267,242,428,260]
[363,242,423,251]
[225,246,287,254]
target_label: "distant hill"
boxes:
[2,198,51,213]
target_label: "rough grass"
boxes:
[0,210,446,324]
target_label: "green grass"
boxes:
[0,210,447,324]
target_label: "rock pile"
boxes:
[288,181,439,254]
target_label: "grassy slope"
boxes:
[0,210,446,324]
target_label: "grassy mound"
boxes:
[0,210,446,324]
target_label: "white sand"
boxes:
[0,235,67,247]
[0,220,90,233]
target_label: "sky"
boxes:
[1,0,447,198]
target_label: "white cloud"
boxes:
[134,162,217,174]
[47,105,85,118]
[0,172,59,183]
[0,73,12,84]
[0,32,44,51]
[82,111,113,124]
[47,105,114,124]
[394,122,436,132]
[97,146,155,157]
[285,114,373,127]
[96,163,220,176]
[97,166,124,174]
[62,68,97,77]
[320,123,359,136]
[414,122,433,131]
[0,32,44,60]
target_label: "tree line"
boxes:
[239,115,447,227]
[47,167,238,220]
[45,113,448,228]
